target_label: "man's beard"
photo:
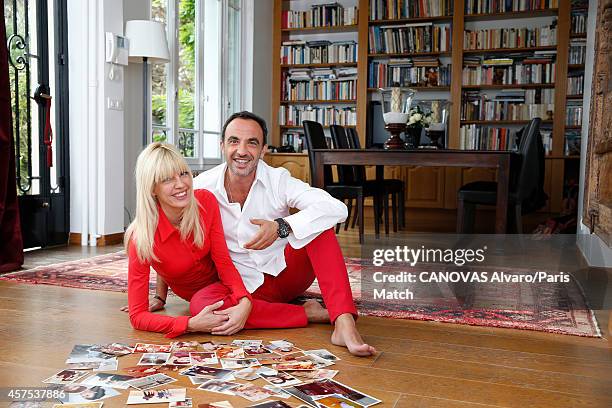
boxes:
[227,155,258,177]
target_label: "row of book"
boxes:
[368,59,451,87]
[564,130,581,156]
[281,132,306,153]
[369,23,451,54]
[282,68,358,101]
[281,4,358,29]
[464,0,558,14]
[459,125,553,153]
[462,55,556,85]
[461,89,555,121]
[566,102,582,126]
[463,24,557,50]
[567,73,584,95]
[571,11,587,34]
[279,105,357,127]
[568,40,586,64]
[280,40,358,65]
[369,0,453,20]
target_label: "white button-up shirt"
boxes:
[193,160,348,293]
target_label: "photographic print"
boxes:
[94,358,118,371]
[314,395,363,408]
[57,386,120,403]
[190,352,218,365]
[294,380,381,407]
[65,345,115,364]
[303,349,340,362]
[170,398,193,408]
[42,369,89,385]
[65,361,103,370]
[215,345,245,359]
[80,372,135,389]
[95,343,134,356]
[197,379,240,395]
[166,352,192,366]
[133,343,172,353]
[122,365,161,378]
[137,353,171,366]
[219,358,261,369]
[171,341,201,352]
[231,340,262,348]
[273,361,315,371]
[258,370,302,387]
[197,402,234,408]
[233,367,259,381]
[286,369,339,381]
[263,385,292,399]
[231,383,277,402]
[268,340,300,355]
[126,373,177,391]
[248,401,292,408]
[126,388,186,405]
[244,345,273,356]
[179,365,234,380]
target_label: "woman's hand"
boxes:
[120,295,166,313]
[187,301,229,333]
[211,297,252,336]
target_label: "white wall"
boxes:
[576,0,612,267]
[123,0,149,227]
[68,0,125,243]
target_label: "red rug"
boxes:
[0,251,600,337]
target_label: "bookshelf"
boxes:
[270,0,586,214]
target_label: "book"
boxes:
[464,0,559,14]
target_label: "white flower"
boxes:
[408,117,416,124]
[413,113,422,122]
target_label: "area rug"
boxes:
[0,251,600,337]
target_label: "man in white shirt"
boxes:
[190,111,375,357]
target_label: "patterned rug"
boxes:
[0,251,600,337]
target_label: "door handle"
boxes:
[41,202,50,208]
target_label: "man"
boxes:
[151,111,374,356]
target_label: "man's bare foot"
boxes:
[331,313,376,357]
[303,299,330,323]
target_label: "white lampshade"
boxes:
[125,20,170,63]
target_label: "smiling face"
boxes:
[153,170,192,216]
[222,118,266,177]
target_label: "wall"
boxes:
[576,0,612,267]
[123,0,149,228]
[68,0,125,243]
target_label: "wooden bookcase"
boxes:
[270,0,585,215]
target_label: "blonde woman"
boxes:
[125,142,253,337]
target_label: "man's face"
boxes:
[222,118,265,177]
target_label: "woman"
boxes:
[125,142,252,338]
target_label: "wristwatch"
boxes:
[275,218,291,238]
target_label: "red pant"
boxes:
[189,228,357,329]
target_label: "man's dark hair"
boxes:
[221,111,268,144]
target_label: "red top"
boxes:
[128,189,251,338]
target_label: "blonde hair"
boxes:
[125,142,204,263]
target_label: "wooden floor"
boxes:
[1,227,611,407]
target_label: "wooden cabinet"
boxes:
[263,153,310,184]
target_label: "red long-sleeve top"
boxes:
[127,189,251,338]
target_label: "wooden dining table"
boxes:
[309,149,516,234]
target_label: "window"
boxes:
[151,0,242,165]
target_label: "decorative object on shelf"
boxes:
[406,105,431,149]
[378,87,415,150]
[423,100,450,149]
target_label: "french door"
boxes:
[5,0,69,248]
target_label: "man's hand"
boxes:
[187,301,229,333]
[243,219,279,250]
[211,298,252,336]
[120,295,165,313]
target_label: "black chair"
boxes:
[347,127,405,232]
[456,118,547,233]
[303,121,382,243]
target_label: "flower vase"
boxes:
[405,127,422,149]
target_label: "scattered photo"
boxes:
[197,379,240,395]
[190,352,218,365]
[65,361,102,370]
[57,386,120,403]
[188,375,209,385]
[258,370,301,387]
[220,358,261,370]
[126,373,177,391]
[215,345,245,359]
[273,361,315,371]
[263,385,292,399]
[94,358,118,371]
[42,369,89,385]
[166,352,193,366]
[248,401,292,408]
[244,345,273,356]
[314,394,362,408]
[304,349,340,362]
[171,341,201,352]
[137,353,171,366]
[65,345,115,364]
[233,367,259,381]
[282,387,318,408]
[52,403,103,408]
[231,340,262,348]
[122,365,161,378]
[95,343,134,356]
[231,383,277,402]
[197,401,234,408]
[286,369,339,381]
[80,372,135,389]
[268,340,300,354]
[179,365,234,380]
[133,343,172,353]
[256,366,278,376]
[294,353,335,369]
[256,355,286,365]
[199,341,218,352]
[294,380,381,407]
[125,388,186,405]
[170,398,193,408]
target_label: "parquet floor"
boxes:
[1,226,610,407]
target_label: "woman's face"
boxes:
[153,171,192,214]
